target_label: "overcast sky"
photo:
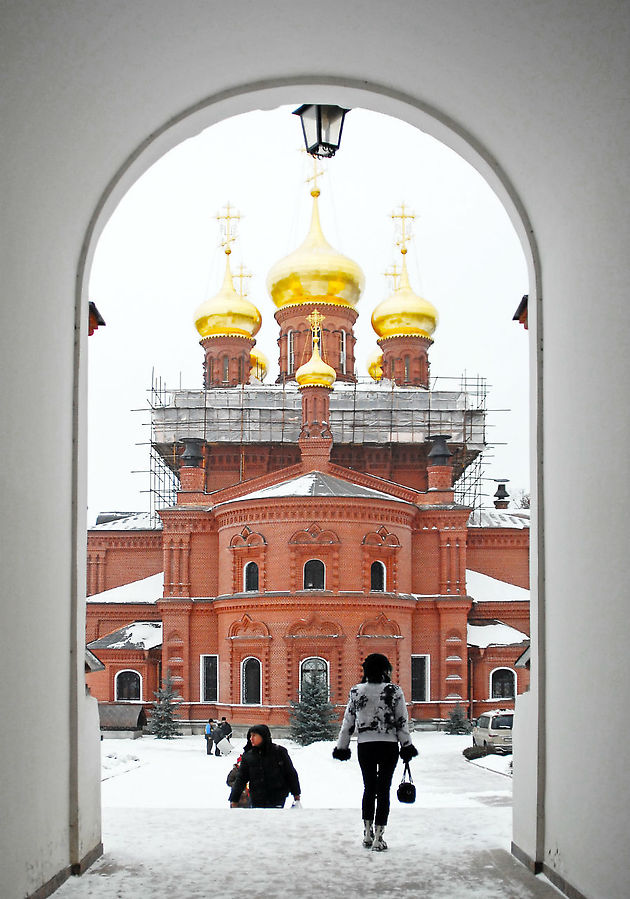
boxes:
[87,106,529,525]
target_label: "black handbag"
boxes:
[397,761,416,803]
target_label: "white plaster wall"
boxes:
[1,3,629,897]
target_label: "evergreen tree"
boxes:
[148,670,183,739]
[289,680,338,745]
[444,702,472,735]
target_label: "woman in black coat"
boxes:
[229,724,301,809]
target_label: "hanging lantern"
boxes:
[293,104,349,158]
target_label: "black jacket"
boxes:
[229,725,300,808]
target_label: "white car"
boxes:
[472,709,513,753]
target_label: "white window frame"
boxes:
[489,666,516,700]
[243,560,259,592]
[200,654,219,703]
[241,656,262,705]
[287,329,295,373]
[411,654,430,702]
[299,656,330,699]
[339,329,347,374]
[303,558,325,590]
[115,668,142,702]
[370,559,386,592]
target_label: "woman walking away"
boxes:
[229,724,301,809]
[332,653,417,851]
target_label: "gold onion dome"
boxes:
[194,253,262,339]
[267,190,365,309]
[371,255,438,340]
[250,346,268,381]
[295,336,337,389]
[367,348,384,381]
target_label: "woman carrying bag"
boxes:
[332,653,418,851]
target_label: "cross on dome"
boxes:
[391,202,416,255]
[216,201,241,255]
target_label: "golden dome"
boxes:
[295,335,337,389]
[250,346,268,381]
[194,253,262,339]
[367,348,384,381]
[371,255,438,340]
[267,190,364,309]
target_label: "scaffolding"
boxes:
[142,370,494,513]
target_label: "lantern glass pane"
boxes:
[300,105,319,151]
[320,106,343,146]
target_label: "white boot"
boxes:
[362,819,374,848]
[371,824,388,851]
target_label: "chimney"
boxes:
[493,480,510,509]
[427,434,453,491]
[178,438,205,500]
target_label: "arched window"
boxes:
[115,669,141,701]
[206,357,214,386]
[222,355,229,382]
[303,559,325,590]
[287,329,295,373]
[300,657,329,696]
[339,330,347,374]
[242,657,261,705]
[404,355,410,381]
[491,668,516,699]
[244,561,259,592]
[370,560,386,592]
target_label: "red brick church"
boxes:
[86,187,530,727]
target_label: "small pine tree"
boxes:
[148,670,183,739]
[289,680,338,745]
[444,702,472,735]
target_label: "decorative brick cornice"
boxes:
[87,533,162,550]
[215,501,412,528]
[467,531,529,548]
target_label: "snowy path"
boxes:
[55,733,560,898]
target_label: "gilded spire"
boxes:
[295,309,337,388]
[371,202,438,341]
[193,204,262,340]
[267,173,364,309]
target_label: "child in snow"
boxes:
[332,652,418,851]
[229,724,300,809]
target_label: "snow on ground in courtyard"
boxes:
[55,733,560,899]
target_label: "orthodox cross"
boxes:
[391,202,416,255]
[217,201,240,255]
[234,263,252,297]
[384,262,402,291]
[308,308,324,346]
[305,151,325,196]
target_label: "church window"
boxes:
[222,355,229,382]
[287,330,295,373]
[244,561,259,592]
[411,655,429,702]
[207,357,214,386]
[201,654,218,702]
[404,356,410,381]
[242,657,261,705]
[370,560,386,592]
[300,657,329,696]
[237,355,243,383]
[115,669,141,701]
[491,668,516,699]
[303,559,325,590]
[339,330,347,374]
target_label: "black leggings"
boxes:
[357,741,400,826]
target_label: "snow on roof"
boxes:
[467,509,529,529]
[87,572,164,604]
[90,511,162,531]
[221,471,407,504]
[467,620,529,648]
[89,621,163,651]
[466,569,529,603]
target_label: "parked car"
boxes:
[472,709,513,753]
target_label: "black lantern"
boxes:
[293,104,349,158]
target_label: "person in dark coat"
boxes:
[229,724,301,809]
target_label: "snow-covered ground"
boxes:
[55,733,559,898]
